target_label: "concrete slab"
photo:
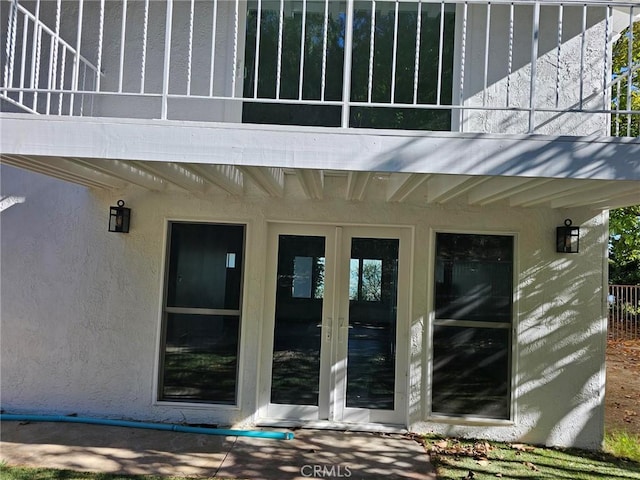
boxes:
[0,421,436,479]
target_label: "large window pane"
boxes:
[161,314,239,404]
[435,234,513,322]
[432,325,510,419]
[243,1,345,127]
[271,235,326,405]
[346,238,398,409]
[166,223,244,310]
[242,1,455,131]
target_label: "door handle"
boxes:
[339,317,351,344]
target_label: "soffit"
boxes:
[2,154,638,211]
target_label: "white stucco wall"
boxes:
[456,3,610,135]
[0,163,607,449]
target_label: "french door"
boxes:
[260,223,411,425]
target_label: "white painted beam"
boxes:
[508,179,600,207]
[132,161,208,192]
[2,115,639,182]
[186,164,244,195]
[347,172,373,201]
[240,166,284,197]
[467,177,549,205]
[426,175,489,204]
[386,173,431,202]
[1,154,124,189]
[68,157,167,191]
[550,182,640,208]
[296,169,324,200]
[515,180,617,208]
[587,192,640,211]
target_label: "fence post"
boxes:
[161,0,173,120]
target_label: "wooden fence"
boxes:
[608,285,640,341]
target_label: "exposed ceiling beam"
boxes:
[296,169,324,200]
[240,166,284,197]
[187,164,244,195]
[1,154,124,189]
[509,179,601,207]
[426,175,489,204]
[516,180,620,208]
[386,173,431,202]
[68,157,167,191]
[132,161,208,192]
[587,192,640,210]
[550,182,640,208]
[347,172,373,201]
[467,177,549,205]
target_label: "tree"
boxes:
[611,21,639,137]
[609,206,640,285]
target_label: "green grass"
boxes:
[423,436,640,480]
[0,464,238,480]
[0,464,161,480]
[605,431,640,463]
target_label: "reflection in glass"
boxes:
[167,223,244,310]
[432,325,510,419]
[435,234,513,322]
[346,238,398,409]
[271,235,325,405]
[161,314,239,404]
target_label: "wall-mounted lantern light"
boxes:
[556,218,579,253]
[108,200,131,233]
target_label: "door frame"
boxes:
[257,222,413,427]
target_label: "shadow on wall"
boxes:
[515,217,607,449]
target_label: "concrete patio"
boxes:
[0,420,436,479]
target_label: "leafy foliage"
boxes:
[609,205,640,285]
[611,22,640,137]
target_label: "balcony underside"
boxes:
[1,113,639,210]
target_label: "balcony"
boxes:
[2,0,638,136]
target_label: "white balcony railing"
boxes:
[1,0,638,136]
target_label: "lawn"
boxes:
[422,436,640,480]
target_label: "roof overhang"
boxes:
[1,113,638,210]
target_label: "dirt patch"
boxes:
[606,339,640,435]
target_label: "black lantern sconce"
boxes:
[108,200,131,233]
[556,218,579,253]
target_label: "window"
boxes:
[242,0,455,130]
[431,233,513,420]
[158,222,245,404]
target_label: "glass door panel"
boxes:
[346,238,399,410]
[271,235,326,406]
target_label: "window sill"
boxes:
[154,400,241,411]
[426,414,515,427]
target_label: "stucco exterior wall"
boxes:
[456,3,610,135]
[0,164,607,449]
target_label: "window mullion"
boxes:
[434,319,511,329]
[164,306,241,316]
